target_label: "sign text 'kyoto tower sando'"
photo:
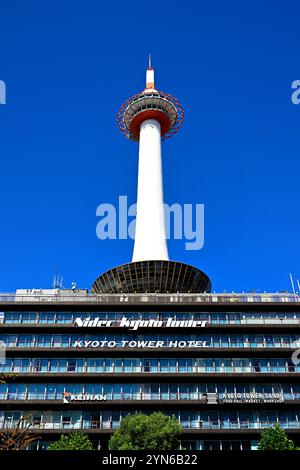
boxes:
[92,59,211,294]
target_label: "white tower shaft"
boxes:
[132,119,169,262]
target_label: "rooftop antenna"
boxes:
[148,53,152,69]
[53,266,58,289]
[53,267,65,289]
[53,274,61,289]
[296,279,300,293]
[289,273,296,295]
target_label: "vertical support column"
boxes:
[132,119,169,262]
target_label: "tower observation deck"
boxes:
[92,58,211,294]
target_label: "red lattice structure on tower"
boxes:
[117,62,184,142]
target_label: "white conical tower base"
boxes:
[132,119,169,262]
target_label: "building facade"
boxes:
[0,289,300,450]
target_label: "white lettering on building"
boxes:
[63,393,106,403]
[223,392,284,403]
[73,317,208,330]
[72,340,208,348]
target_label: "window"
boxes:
[114,359,122,372]
[196,359,205,372]
[21,313,37,324]
[124,358,140,372]
[36,335,51,347]
[33,360,42,372]
[27,384,43,400]
[67,360,76,372]
[223,359,232,372]
[143,359,151,372]
[112,384,121,400]
[218,313,227,324]
[258,359,267,372]
[87,359,104,372]
[62,416,71,428]
[0,358,12,372]
[231,441,241,451]
[49,360,61,372]
[204,359,214,372]
[231,336,241,348]
[90,414,100,429]
[178,359,193,372]
[104,359,113,372]
[40,313,55,324]
[276,359,287,372]
[265,336,273,348]
[17,335,32,347]
[32,415,41,427]
[0,384,7,400]
[60,335,70,347]
[221,441,231,450]
[112,412,120,429]
[283,384,293,400]
[287,361,295,372]
[13,359,29,372]
[4,313,19,324]
[240,359,251,372]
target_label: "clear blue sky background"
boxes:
[0,1,299,293]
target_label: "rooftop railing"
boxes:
[0,291,299,305]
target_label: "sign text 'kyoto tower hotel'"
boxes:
[0,60,300,450]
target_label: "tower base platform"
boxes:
[92,260,211,294]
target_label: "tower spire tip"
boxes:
[146,54,155,89]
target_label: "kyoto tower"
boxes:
[118,55,183,262]
[92,58,211,294]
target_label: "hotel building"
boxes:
[0,289,300,450]
[1,62,299,450]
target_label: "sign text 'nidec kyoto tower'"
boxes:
[92,59,211,294]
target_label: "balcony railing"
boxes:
[0,392,299,402]
[2,317,300,326]
[1,420,300,431]
[3,340,299,349]
[1,363,299,374]
[0,392,208,401]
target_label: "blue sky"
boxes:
[0,1,299,293]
